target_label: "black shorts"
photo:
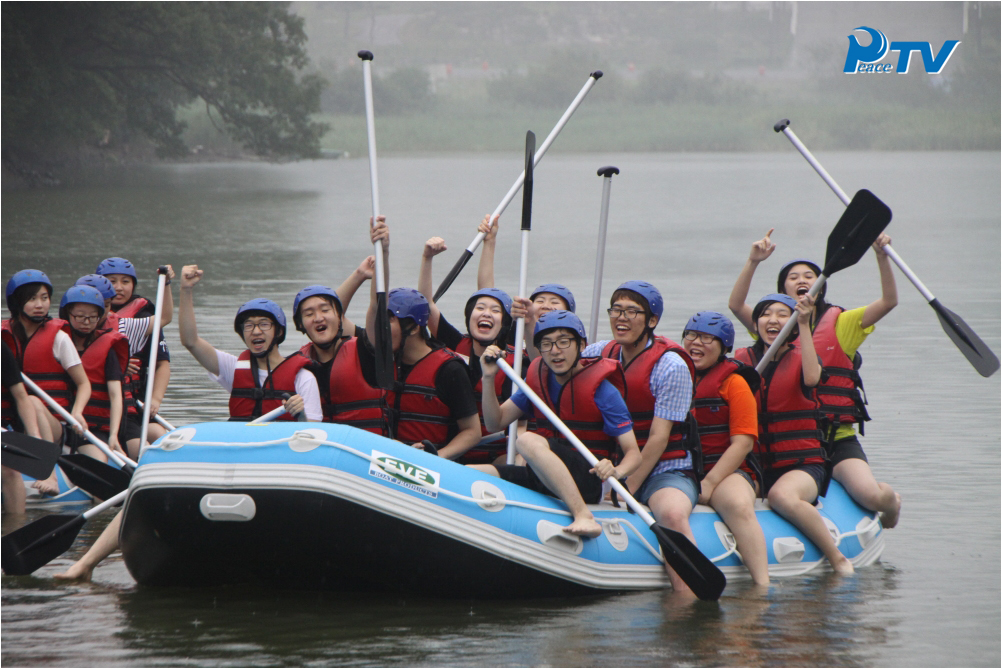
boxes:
[827,434,868,466]
[495,437,603,504]
[762,463,827,500]
[67,429,111,452]
[120,413,144,442]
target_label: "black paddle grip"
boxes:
[597,166,620,178]
[590,70,603,80]
[358,50,374,61]
[774,118,791,133]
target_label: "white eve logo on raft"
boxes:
[843,26,960,74]
[369,450,440,498]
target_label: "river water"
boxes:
[2,151,999,667]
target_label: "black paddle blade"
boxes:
[433,250,473,303]
[1,513,86,575]
[59,454,131,500]
[373,291,395,390]
[822,189,892,276]
[930,298,1000,377]
[521,131,536,231]
[1,431,60,480]
[651,523,726,600]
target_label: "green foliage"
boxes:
[320,64,432,115]
[2,2,327,165]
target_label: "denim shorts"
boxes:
[636,469,698,509]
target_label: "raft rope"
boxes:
[163,433,668,563]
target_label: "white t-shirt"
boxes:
[52,331,82,370]
[208,349,322,421]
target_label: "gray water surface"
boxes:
[2,151,999,667]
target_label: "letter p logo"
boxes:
[844,26,889,73]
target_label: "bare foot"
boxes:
[32,472,60,496]
[881,491,902,529]
[53,562,94,582]
[830,555,855,575]
[564,516,603,538]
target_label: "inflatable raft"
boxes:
[120,422,884,597]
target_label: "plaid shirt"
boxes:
[583,340,694,472]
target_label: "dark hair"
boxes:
[9,282,51,317]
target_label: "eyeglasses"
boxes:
[69,313,99,324]
[607,307,644,320]
[242,320,274,333]
[539,337,575,353]
[683,331,718,344]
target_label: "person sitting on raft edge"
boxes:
[475,310,641,538]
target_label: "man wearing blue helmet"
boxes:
[327,218,480,459]
[583,280,698,592]
[729,228,901,530]
[178,264,319,421]
[478,310,641,538]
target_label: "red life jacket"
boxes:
[804,305,869,434]
[228,350,311,421]
[2,319,74,423]
[453,336,515,464]
[692,358,760,480]
[525,356,626,460]
[328,338,390,434]
[299,340,345,423]
[601,336,697,463]
[734,345,825,470]
[78,329,130,434]
[113,295,153,318]
[385,347,462,449]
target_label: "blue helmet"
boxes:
[388,288,430,327]
[5,269,52,314]
[684,311,735,351]
[75,274,116,301]
[292,285,343,333]
[752,293,798,322]
[777,258,826,302]
[96,257,138,283]
[533,310,587,347]
[530,283,576,313]
[59,285,107,319]
[614,280,663,321]
[235,299,287,344]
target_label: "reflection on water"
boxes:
[2,152,999,667]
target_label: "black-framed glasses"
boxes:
[539,337,575,352]
[683,331,718,344]
[607,307,644,319]
[69,313,99,324]
[242,320,274,333]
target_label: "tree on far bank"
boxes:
[2,2,327,169]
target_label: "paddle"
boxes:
[135,400,177,431]
[1,488,127,575]
[433,71,604,302]
[359,50,394,390]
[489,356,726,600]
[755,189,892,372]
[57,453,131,500]
[2,430,60,480]
[505,130,536,465]
[775,118,999,377]
[21,373,138,474]
[247,404,291,424]
[138,267,169,451]
[588,166,619,342]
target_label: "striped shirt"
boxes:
[583,339,694,473]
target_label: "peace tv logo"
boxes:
[843,26,960,74]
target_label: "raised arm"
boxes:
[729,228,776,331]
[178,265,220,375]
[476,214,500,290]
[364,216,389,349]
[796,294,822,387]
[860,233,898,329]
[336,255,375,334]
[418,236,448,337]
